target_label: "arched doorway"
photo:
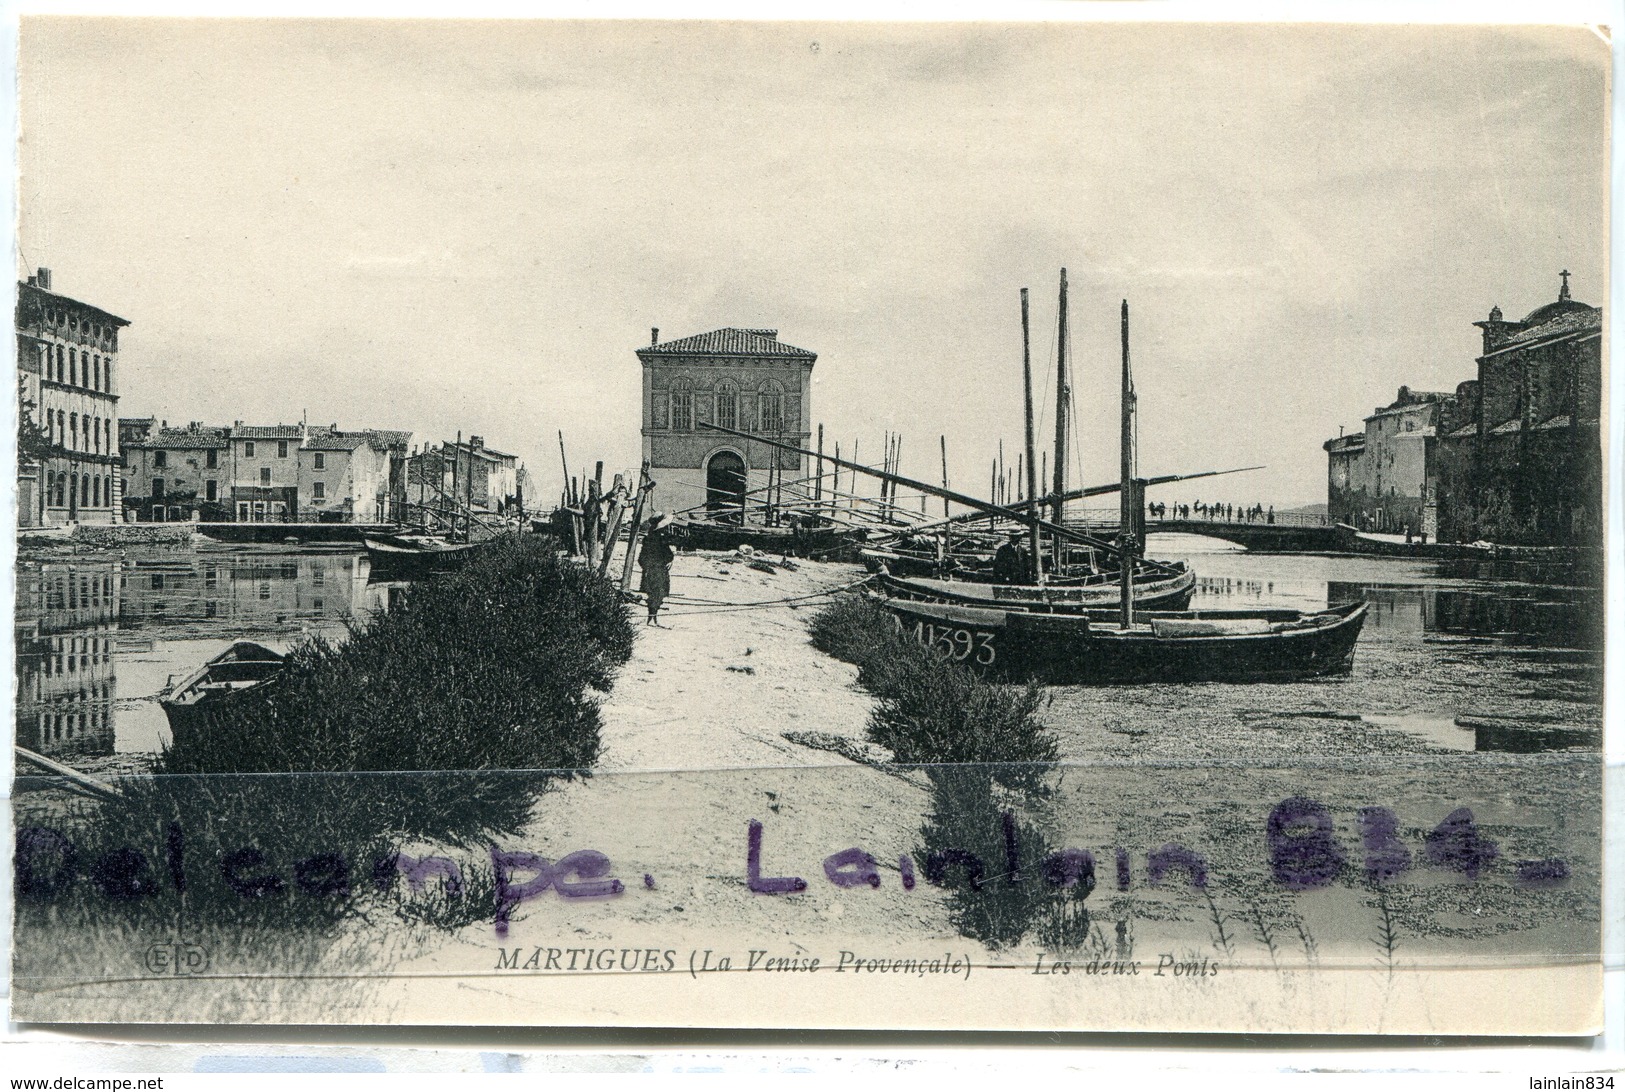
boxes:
[706,450,747,518]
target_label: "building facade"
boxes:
[1435,276,1603,546]
[404,436,521,523]
[1325,274,1603,546]
[1322,387,1456,535]
[636,327,816,515]
[15,268,130,527]
[121,421,412,522]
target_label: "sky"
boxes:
[16,18,1610,508]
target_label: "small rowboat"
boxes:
[872,594,1368,685]
[159,641,285,737]
[876,566,1196,614]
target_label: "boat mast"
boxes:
[1051,268,1069,526]
[1119,299,1136,629]
[1021,288,1043,584]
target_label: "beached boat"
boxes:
[873,594,1368,684]
[876,566,1196,613]
[159,641,285,737]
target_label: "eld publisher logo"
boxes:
[142,942,208,977]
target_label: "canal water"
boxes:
[14,544,402,773]
[13,536,1603,773]
[1040,532,1604,762]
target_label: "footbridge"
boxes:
[1065,509,1343,553]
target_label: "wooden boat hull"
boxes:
[159,641,285,739]
[872,595,1368,685]
[364,535,484,577]
[877,566,1196,613]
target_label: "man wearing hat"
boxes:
[638,513,676,626]
[991,530,1029,586]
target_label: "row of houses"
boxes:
[16,267,526,528]
[1324,273,1602,546]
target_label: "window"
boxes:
[669,377,694,431]
[278,440,289,458]
[104,419,112,453]
[56,410,65,443]
[758,381,784,433]
[206,449,218,469]
[716,380,739,430]
[92,477,101,506]
[54,344,64,383]
[244,441,256,457]
[93,356,101,390]
[313,481,326,500]
[68,348,76,386]
[205,480,217,501]
[91,417,101,453]
[81,476,91,505]
[260,467,272,486]
[152,477,165,498]
[69,413,78,449]
[313,453,326,470]
[153,450,167,469]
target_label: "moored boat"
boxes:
[364,532,486,578]
[877,566,1196,613]
[159,641,286,738]
[873,594,1368,684]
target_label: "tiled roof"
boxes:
[639,327,816,359]
[128,427,228,450]
[16,280,132,326]
[443,441,517,461]
[365,429,412,450]
[1486,306,1602,357]
[1533,415,1573,430]
[1489,419,1522,435]
[1442,424,1478,440]
[303,433,369,452]
[232,425,304,439]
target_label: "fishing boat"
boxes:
[876,565,1196,613]
[872,594,1368,684]
[873,290,1368,683]
[159,641,285,737]
[364,531,486,578]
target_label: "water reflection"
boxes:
[14,549,396,758]
[14,562,118,759]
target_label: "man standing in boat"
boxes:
[992,531,1028,585]
[639,514,676,627]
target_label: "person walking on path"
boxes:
[638,513,676,627]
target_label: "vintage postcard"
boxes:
[9,18,1609,1033]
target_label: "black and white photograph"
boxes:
[8,15,1612,1040]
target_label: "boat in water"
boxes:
[159,641,286,738]
[876,566,1196,613]
[873,594,1369,684]
[364,531,487,578]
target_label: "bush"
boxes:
[15,536,636,949]
[808,594,1057,783]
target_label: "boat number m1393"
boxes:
[893,615,996,665]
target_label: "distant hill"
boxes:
[1277,503,1327,517]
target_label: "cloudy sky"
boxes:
[17,19,1608,507]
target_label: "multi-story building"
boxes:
[15,268,130,527]
[121,422,231,522]
[1436,275,1603,545]
[1326,274,1603,546]
[636,326,816,515]
[1322,387,1456,535]
[299,427,412,523]
[121,421,412,523]
[405,435,521,522]
[14,559,120,759]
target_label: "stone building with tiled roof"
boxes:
[636,326,816,515]
[121,420,411,523]
[1326,273,1602,546]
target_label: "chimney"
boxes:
[36,268,51,291]
[470,435,485,450]
[651,327,659,346]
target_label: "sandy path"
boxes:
[391,552,958,1015]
